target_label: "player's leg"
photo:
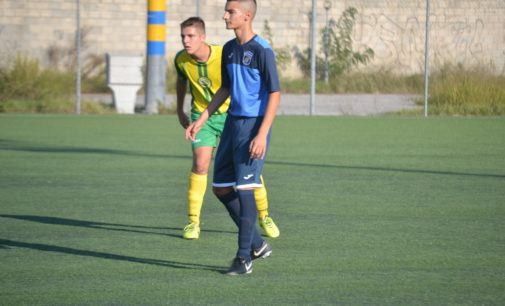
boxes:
[236,188,260,259]
[254,176,269,219]
[183,146,213,240]
[230,116,272,273]
[255,176,280,238]
[212,117,262,246]
[213,116,265,275]
[214,185,266,275]
[183,112,220,240]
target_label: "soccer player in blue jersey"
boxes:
[186,0,281,275]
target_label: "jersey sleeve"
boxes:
[260,48,281,93]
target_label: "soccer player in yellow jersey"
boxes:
[174,17,279,240]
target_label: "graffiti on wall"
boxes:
[433,17,485,66]
[353,8,490,72]
[354,12,425,72]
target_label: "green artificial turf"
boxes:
[1,114,504,305]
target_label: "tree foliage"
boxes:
[294,7,374,79]
[262,20,292,75]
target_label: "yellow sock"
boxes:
[254,175,269,220]
[187,172,207,225]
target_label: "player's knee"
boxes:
[191,166,208,175]
[191,163,209,175]
[213,186,233,197]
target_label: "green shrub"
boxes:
[81,65,110,94]
[0,55,74,103]
[0,98,114,114]
[0,54,115,114]
[281,69,424,94]
[82,73,110,94]
[424,64,505,116]
[334,69,424,94]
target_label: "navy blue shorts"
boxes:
[213,115,270,189]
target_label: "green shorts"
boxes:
[191,111,227,149]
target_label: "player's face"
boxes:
[180,26,205,55]
[223,1,246,30]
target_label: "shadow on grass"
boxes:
[0,239,225,272]
[267,159,505,179]
[0,214,236,237]
[0,139,188,160]
[2,138,503,179]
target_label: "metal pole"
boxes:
[75,0,81,115]
[146,0,167,114]
[196,0,201,17]
[423,0,430,117]
[324,0,331,84]
[309,0,317,116]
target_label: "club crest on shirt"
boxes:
[242,51,253,66]
[198,76,212,88]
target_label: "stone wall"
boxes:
[1,0,504,76]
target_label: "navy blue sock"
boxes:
[237,189,260,260]
[216,190,263,259]
[215,191,241,226]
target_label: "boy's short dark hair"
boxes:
[227,0,257,5]
[180,16,206,33]
[227,0,257,17]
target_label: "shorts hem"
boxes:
[236,183,263,189]
[212,182,236,188]
[192,142,217,149]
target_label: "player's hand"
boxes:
[186,109,209,141]
[185,119,203,141]
[250,135,267,160]
[177,111,190,129]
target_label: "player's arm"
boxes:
[250,47,281,160]
[185,86,230,141]
[176,77,190,128]
[250,91,280,160]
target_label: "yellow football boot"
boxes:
[258,216,280,238]
[182,223,200,240]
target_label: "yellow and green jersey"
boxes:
[174,45,230,114]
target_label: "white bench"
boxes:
[106,54,143,114]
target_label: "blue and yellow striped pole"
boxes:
[145,0,166,114]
